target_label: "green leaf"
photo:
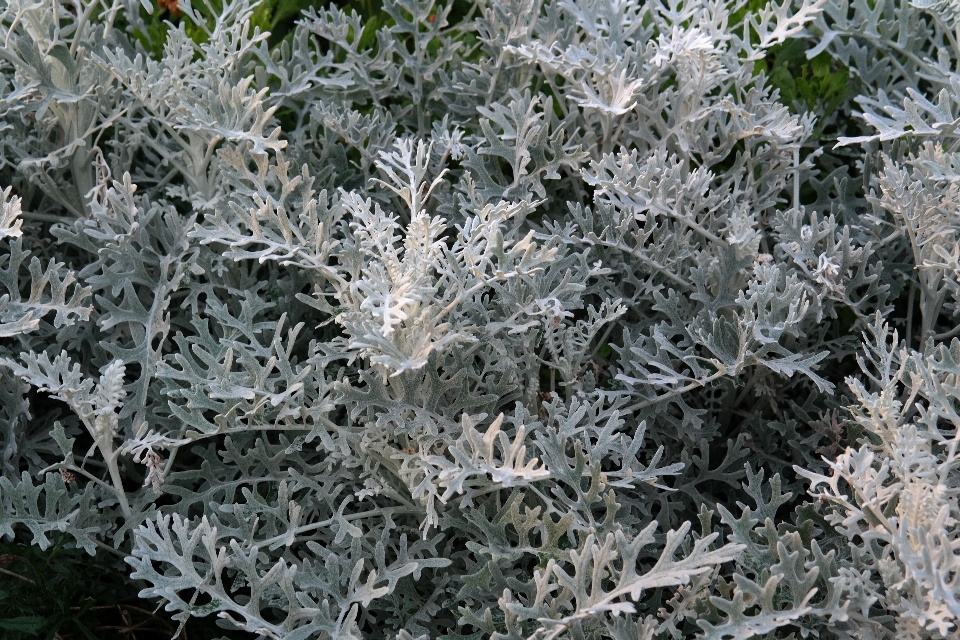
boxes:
[0,616,45,633]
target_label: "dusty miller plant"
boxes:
[1,0,959,638]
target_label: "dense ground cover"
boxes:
[2,0,960,638]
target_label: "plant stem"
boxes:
[0,566,35,584]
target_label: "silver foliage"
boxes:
[1,0,959,638]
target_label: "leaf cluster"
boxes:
[1,0,960,639]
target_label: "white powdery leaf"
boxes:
[649,25,718,69]
[0,187,23,240]
[575,69,644,116]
